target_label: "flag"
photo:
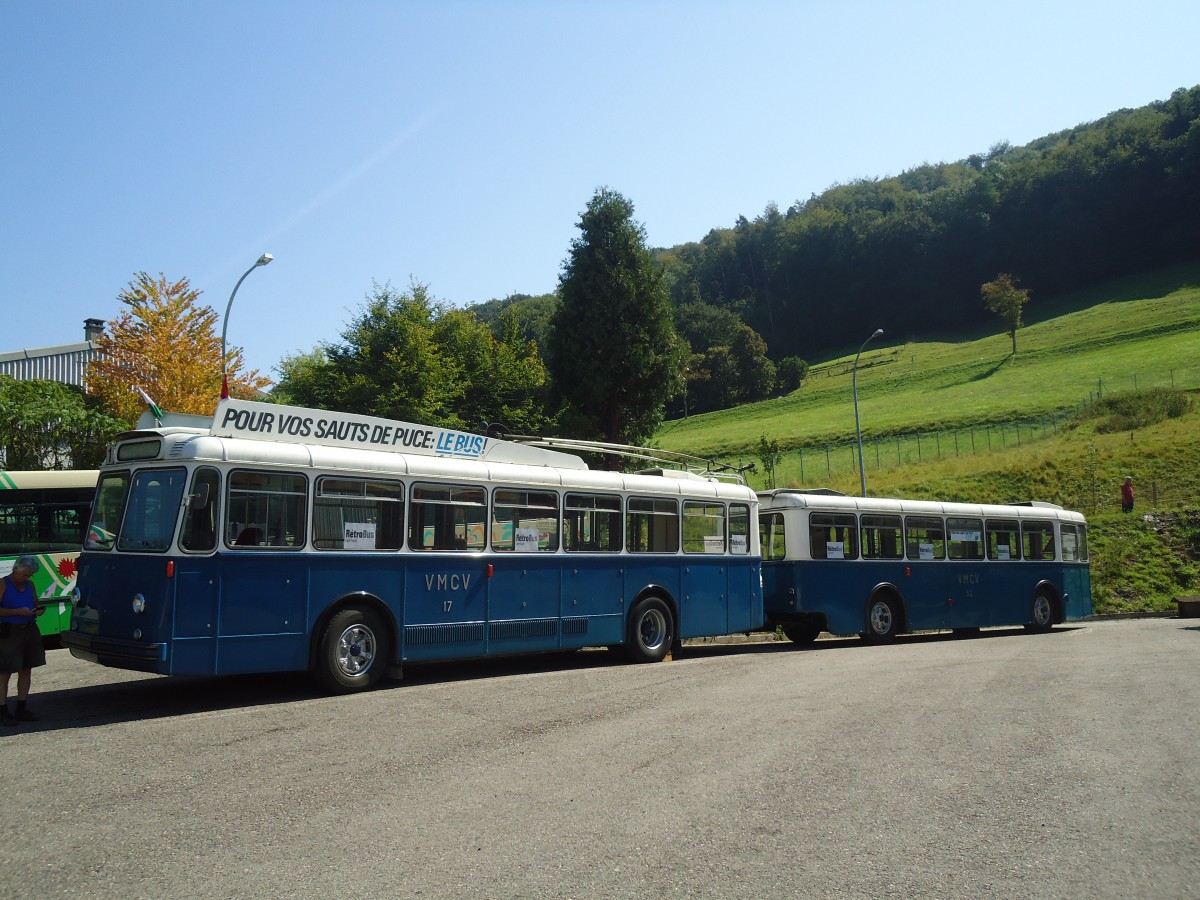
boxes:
[135,386,164,422]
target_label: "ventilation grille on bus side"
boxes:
[405,623,486,646]
[489,618,558,640]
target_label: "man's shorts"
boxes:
[0,622,46,672]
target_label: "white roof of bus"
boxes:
[758,489,1085,523]
[138,433,757,502]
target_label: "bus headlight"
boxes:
[132,593,146,614]
[71,587,82,607]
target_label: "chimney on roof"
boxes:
[84,318,105,342]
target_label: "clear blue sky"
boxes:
[3,1,1197,379]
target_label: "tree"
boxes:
[776,356,809,394]
[980,273,1031,356]
[273,280,553,433]
[756,434,783,490]
[728,325,776,403]
[548,188,688,446]
[85,272,271,425]
[0,376,124,469]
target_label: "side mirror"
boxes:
[188,483,211,510]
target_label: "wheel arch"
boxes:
[629,583,679,629]
[308,590,400,672]
[867,582,908,633]
[1032,579,1064,624]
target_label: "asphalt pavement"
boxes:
[2,617,1198,899]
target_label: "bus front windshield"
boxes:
[88,468,187,553]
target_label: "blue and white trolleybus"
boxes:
[758,489,1091,644]
[64,399,762,692]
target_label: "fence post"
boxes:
[896,435,901,466]
[826,446,831,479]
[917,433,922,462]
[954,430,959,456]
[936,431,941,458]
[970,428,975,454]
[875,440,880,469]
[800,448,805,483]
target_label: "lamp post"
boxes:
[220,253,273,398]
[853,327,884,497]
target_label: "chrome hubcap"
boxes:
[336,623,376,677]
[870,602,893,635]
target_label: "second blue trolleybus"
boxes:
[758,489,1091,644]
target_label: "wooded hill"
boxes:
[654,85,1200,362]
[476,85,1200,387]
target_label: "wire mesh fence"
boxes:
[760,364,1200,500]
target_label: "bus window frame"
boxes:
[563,492,622,553]
[408,482,488,552]
[224,469,308,551]
[626,497,680,554]
[985,518,1022,561]
[861,514,903,560]
[312,475,405,552]
[682,500,726,554]
[492,487,560,552]
[809,512,858,560]
[947,517,984,561]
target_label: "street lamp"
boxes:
[220,253,273,398]
[853,327,884,497]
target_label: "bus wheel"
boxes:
[315,606,390,693]
[782,622,821,646]
[625,596,675,663]
[1025,591,1056,634]
[863,595,899,644]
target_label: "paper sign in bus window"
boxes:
[919,542,934,560]
[344,523,377,550]
[997,544,1011,560]
[515,527,540,552]
[730,534,748,554]
[826,541,845,559]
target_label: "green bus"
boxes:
[0,469,97,644]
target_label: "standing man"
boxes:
[1121,476,1135,514]
[0,556,46,726]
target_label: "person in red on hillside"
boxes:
[0,556,47,726]
[1121,476,1135,514]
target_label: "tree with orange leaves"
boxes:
[85,272,271,426]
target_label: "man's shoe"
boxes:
[14,707,38,722]
[0,708,17,726]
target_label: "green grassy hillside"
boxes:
[652,264,1200,614]
[655,262,1200,458]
